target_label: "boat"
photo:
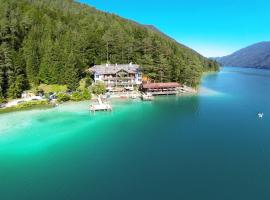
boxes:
[142,93,154,101]
[258,113,264,118]
[130,94,138,99]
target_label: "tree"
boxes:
[0,46,7,99]
[64,52,80,91]
[7,52,28,98]
[92,81,106,95]
[0,43,13,98]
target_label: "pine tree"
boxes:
[0,43,13,99]
[0,46,6,100]
[7,51,28,98]
[65,52,80,91]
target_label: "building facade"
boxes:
[89,63,143,90]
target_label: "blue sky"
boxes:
[79,0,270,57]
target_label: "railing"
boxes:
[103,77,134,81]
[148,91,178,95]
[105,81,137,87]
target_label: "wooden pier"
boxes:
[90,97,112,112]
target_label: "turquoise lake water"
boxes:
[0,67,270,200]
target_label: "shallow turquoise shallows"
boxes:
[0,67,270,200]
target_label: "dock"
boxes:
[141,93,154,101]
[90,97,112,112]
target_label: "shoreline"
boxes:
[0,94,197,116]
[0,85,199,115]
[0,102,54,114]
[222,66,270,70]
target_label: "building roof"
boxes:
[89,63,141,75]
[142,82,181,89]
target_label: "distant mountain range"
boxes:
[215,42,270,69]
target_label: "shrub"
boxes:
[16,100,49,108]
[0,100,52,114]
[57,93,70,102]
[91,82,106,95]
[82,89,91,100]
[78,77,93,91]
[85,77,93,88]
[70,92,83,101]
[38,84,68,94]
[0,96,6,104]
[70,90,91,101]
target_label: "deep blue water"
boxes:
[0,67,270,200]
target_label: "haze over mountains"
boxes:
[216,42,270,69]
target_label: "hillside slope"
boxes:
[216,42,270,69]
[0,0,219,101]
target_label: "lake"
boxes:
[0,67,270,200]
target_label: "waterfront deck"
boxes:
[90,97,112,112]
[147,90,178,96]
[90,104,112,112]
[141,82,181,96]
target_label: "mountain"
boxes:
[216,42,270,69]
[0,0,219,102]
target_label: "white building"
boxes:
[89,63,143,90]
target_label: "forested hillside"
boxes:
[0,0,219,102]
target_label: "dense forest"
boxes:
[0,0,219,102]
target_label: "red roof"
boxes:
[142,82,181,89]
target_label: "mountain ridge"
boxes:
[215,42,270,69]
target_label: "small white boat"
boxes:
[130,94,138,99]
[258,113,264,118]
